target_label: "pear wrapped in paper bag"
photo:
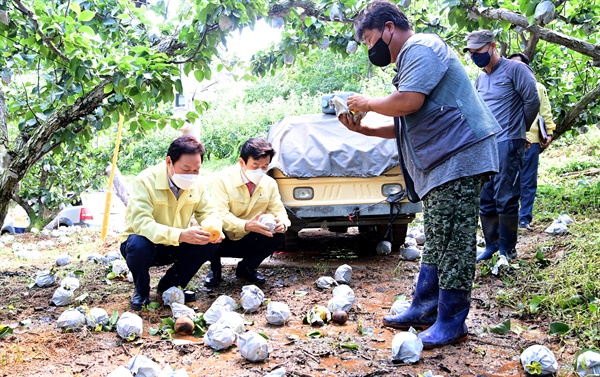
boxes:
[330,96,366,123]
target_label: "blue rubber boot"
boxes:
[498,214,519,260]
[382,264,439,330]
[418,288,471,349]
[476,214,499,262]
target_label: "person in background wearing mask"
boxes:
[203,138,290,287]
[119,135,224,310]
[338,0,500,348]
[464,30,540,262]
[507,52,555,230]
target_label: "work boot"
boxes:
[204,258,223,288]
[476,214,500,262]
[130,290,150,311]
[204,269,223,288]
[499,214,519,259]
[236,262,265,284]
[418,289,471,349]
[382,264,439,330]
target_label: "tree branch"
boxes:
[523,34,540,60]
[171,24,219,64]
[0,88,8,155]
[554,83,600,139]
[269,0,319,18]
[12,0,70,62]
[467,6,600,66]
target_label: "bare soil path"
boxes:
[0,228,576,376]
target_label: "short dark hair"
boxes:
[507,52,530,65]
[354,0,412,41]
[167,135,205,163]
[240,138,275,163]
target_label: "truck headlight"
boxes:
[293,187,314,200]
[382,183,403,197]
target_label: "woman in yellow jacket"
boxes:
[119,135,224,310]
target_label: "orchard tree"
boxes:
[1,0,599,226]
[0,0,265,224]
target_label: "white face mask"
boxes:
[171,173,198,190]
[245,168,266,185]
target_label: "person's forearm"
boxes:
[361,123,397,138]
[366,91,424,117]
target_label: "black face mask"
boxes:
[368,28,393,67]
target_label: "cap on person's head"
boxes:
[463,30,494,52]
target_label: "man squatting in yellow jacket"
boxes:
[119,135,224,310]
[204,138,291,287]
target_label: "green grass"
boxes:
[492,126,600,347]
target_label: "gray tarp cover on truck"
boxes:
[267,113,399,178]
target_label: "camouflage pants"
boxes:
[421,175,485,291]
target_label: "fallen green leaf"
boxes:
[306,330,322,338]
[341,343,359,350]
[549,322,570,335]
[258,332,269,340]
[529,295,545,314]
[109,310,119,326]
[76,293,89,302]
[73,270,84,276]
[489,319,511,335]
[295,291,308,296]
[0,325,14,337]
[148,302,161,309]
[149,327,160,336]
[106,271,117,280]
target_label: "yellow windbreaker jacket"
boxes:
[527,82,556,143]
[119,161,222,246]
[209,165,291,241]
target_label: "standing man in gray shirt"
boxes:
[338,0,500,348]
[464,30,540,262]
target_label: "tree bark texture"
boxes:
[0,80,111,224]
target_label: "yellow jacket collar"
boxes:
[155,161,171,190]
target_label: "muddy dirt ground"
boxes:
[0,226,577,377]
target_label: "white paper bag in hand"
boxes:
[259,214,276,233]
